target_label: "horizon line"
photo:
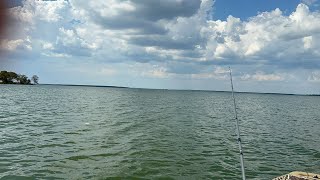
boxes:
[11,83,319,97]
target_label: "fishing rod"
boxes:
[229,67,246,180]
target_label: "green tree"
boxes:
[18,74,30,84]
[0,71,18,84]
[31,75,39,84]
[7,72,18,83]
[0,71,35,85]
[0,71,9,83]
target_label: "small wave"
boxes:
[66,155,92,161]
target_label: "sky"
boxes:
[0,0,320,94]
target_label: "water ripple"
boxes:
[0,85,319,179]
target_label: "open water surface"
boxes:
[0,85,319,179]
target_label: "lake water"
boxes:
[0,85,319,179]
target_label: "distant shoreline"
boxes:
[2,83,318,97]
[40,83,129,89]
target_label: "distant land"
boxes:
[1,70,318,96]
[34,83,320,97]
[0,71,39,85]
[40,84,128,89]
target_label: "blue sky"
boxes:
[1,0,320,94]
[214,0,303,20]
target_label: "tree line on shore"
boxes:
[0,71,39,85]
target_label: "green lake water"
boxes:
[0,85,319,179]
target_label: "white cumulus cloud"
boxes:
[1,0,320,93]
